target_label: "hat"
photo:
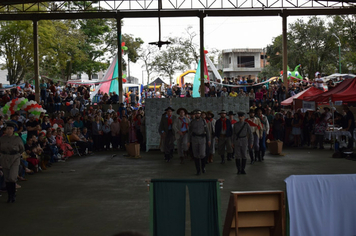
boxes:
[323,107,330,111]
[206,111,214,118]
[237,112,245,117]
[218,110,227,115]
[176,107,188,115]
[5,121,17,128]
[247,109,255,114]
[164,106,175,112]
[29,114,35,118]
[227,111,236,116]
[194,110,201,114]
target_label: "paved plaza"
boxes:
[0,146,355,236]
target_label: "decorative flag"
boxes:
[193,59,201,98]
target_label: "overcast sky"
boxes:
[121,15,314,84]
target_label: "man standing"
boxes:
[215,110,233,163]
[233,112,253,174]
[158,107,176,162]
[343,106,355,150]
[256,108,269,161]
[173,107,190,164]
[188,110,210,175]
[245,109,263,164]
[206,111,216,163]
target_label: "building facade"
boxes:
[222,48,266,79]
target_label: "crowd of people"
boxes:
[158,104,355,175]
[0,75,354,202]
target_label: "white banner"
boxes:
[302,101,316,111]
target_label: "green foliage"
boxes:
[266,16,353,78]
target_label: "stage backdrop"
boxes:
[145,97,249,151]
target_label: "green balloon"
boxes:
[204,75,208,79]
[122,74,127,79]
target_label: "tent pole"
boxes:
[282,11,288,96]
[33,19,40,103]
[117,15,123,104]
[199,12,205,97]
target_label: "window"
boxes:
[237,56,255,68]
[228,57,231,64]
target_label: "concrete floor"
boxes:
[0,146,355,236]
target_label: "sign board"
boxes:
[334,101,343,106]
[303,101,316,111]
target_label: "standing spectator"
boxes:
[248,89,255,106]
[102,120,111,150]
[343,106,355,149]
[284,111,293,146]
[314,114,327,149]
[291,113,302,147]
[92,115,103,151]
[120,115,130,150]
[40,79,47,104]
[111,117,121,149]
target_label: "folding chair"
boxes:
[66,134,81,157]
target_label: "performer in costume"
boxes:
[158,107,176,162]
[206,111,216,163]
[233,112,253,174]
[245,109,263,164]
[188,110,211,175]
[256,108,269,161]
[215,110,233,164]
[173,107,190,164]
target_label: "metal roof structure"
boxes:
[0,0,354,20]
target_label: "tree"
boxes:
[139,45,156,85]
[266,16,339,78]
[40,20,86,80]
[328,15,356,73]
[151,45,191,84]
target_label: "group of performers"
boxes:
[158,106,269,175]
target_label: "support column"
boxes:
[117,16,123,103]
[33,19,40,103]
[199,12,205,97]
[282,11,288,94]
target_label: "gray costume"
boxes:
[188,117,211,175]
[233,121,253,160]
[188,117,210,159]
[0,134,25,202]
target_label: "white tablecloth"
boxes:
[285,174,356,236]
[324,130,352,141]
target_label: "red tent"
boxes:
[329,77,356,102]
[304,78,355,103]
[281,87,323,106]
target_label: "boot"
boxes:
[41,160,47,170]
[194,158,201,175]
[10,182,16,203]
[6,182,11,203]
[255,151,261,162]
[208,154,213,163]
[236,159,241,174]
[227,153,232,161]
[249,150,254,164]
[220,155,225,164]
[202,158,206,174]
[241,159,247,174]
[180,156,184,164]
[261,151,265,161]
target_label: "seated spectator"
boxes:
[107,105,115,114]
[26,114,41,138]
[56,128,73,159]
[64,117,74,134]
[69,128,92,155]
[73,115,84,130]
[41,115,51,131]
